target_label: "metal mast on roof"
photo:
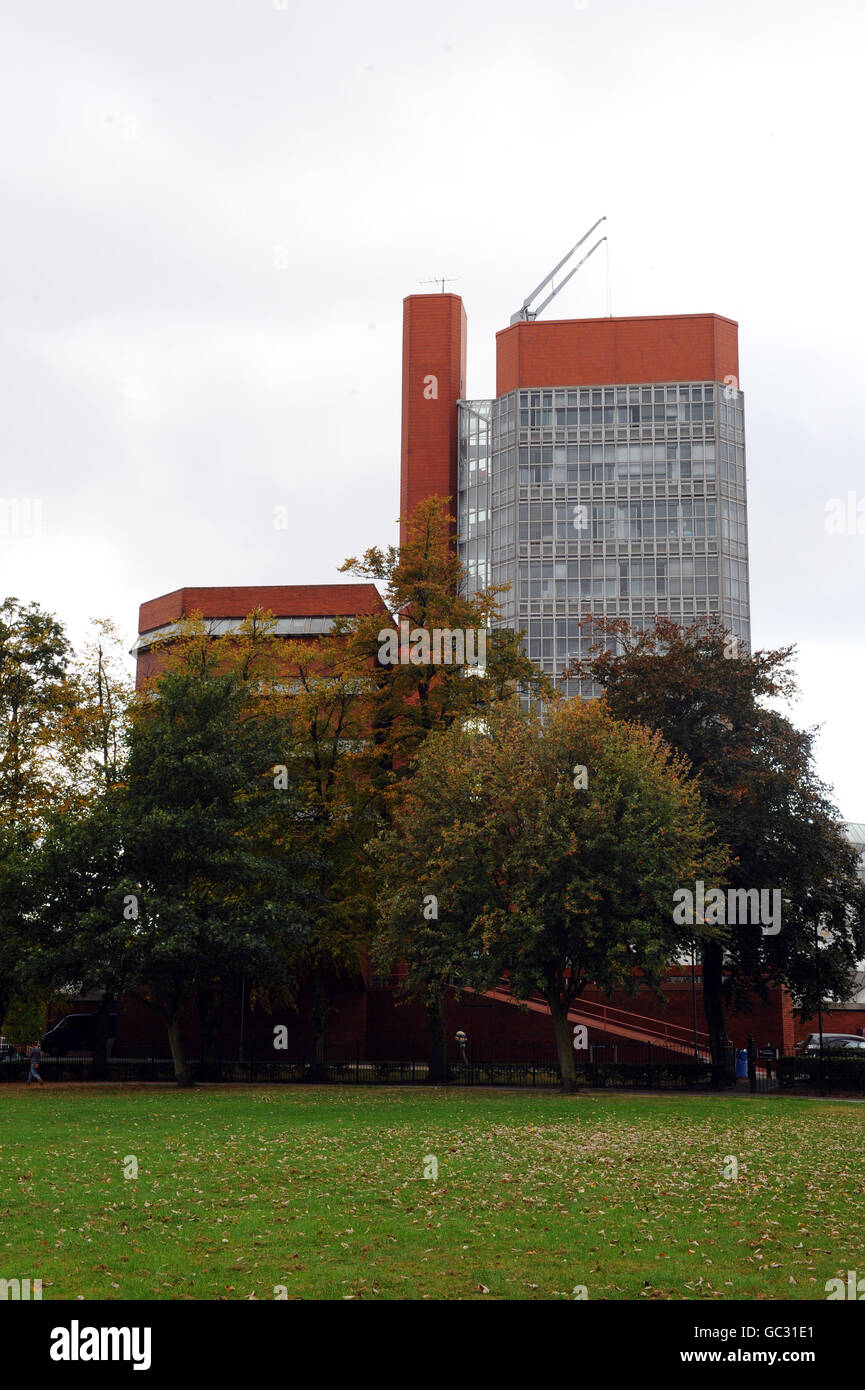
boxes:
[421,275,457,293]
[510,217,607,324]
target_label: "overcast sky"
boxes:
[1,0,862,818]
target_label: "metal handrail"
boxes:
[482,979,711,1047]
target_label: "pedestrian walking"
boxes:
[26,1042,44,1084]
[455,1029,468,1065]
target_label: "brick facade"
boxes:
[496,312,739,393]
[400,293,466,540]
[134,583,388,686]
[796,1007,865,1038]
[139,583,386,634]
[55,972,794,1062]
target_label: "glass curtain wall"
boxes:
[458,382,749,698]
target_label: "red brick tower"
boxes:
[399,293,467,542]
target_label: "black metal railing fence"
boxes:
[3,1036,863,1093]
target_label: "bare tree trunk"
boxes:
[702,941,729,1090]
[426,994,451,1084]
[548,995,577,1091]
[166,1011,195,1087]
[197,983,220,1080]
[0,986,11,1040]
[307,964,328,1082]
[90,992,114,1081]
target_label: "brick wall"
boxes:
[795,1007,865,1040]
[366,974,792,1058]
[400,293,466,540]
[135,583,389,687]
[496,313,739,393]
[73,972,795,1062]
[138,584,387,635]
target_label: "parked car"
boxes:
[41,1013,117,1057]
[796,1033,865,1053]
[0,1039,23,1062]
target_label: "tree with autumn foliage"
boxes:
[372,699,726,1089]
[31,619,136,1074]
[0,597,72,1034]
[339,494,553,785]
[18,617,140,1076]
[57,618,133,800]
[578,616,865,1082]
[138,609,379,1076]
[340,494,554,1075]
[255,628,380,1077]
[1,608,135,1066]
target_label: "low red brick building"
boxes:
[133,582,389,686]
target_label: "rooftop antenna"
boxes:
[510,217,607,324]
[420,275,457,293]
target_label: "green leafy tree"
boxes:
[0,830,42,1042]
[26,790,134,1077]
[0,988,50,1048]
[117,660,309,1085]
[149,611,306,1068]
[0,597,72,1027]
[579,616,865,1080]
[373,699,726,1089]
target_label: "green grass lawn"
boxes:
[1,1085,862,1301]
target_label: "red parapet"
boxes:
[138,583,387,635]
[496,312,739,393]
[134,583,390,687]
